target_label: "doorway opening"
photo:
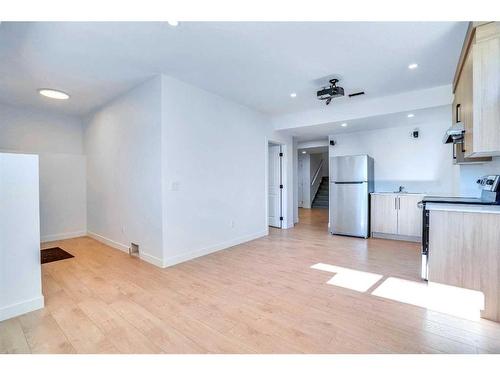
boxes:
[297,146,329,210]
[297,141,329,231]
[267,142,284,228]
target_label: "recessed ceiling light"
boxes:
[301,151,307,154]
[38,89,70,100]
[407,113,415,118]
[408,63,418,70]
[167,21,179,27]
[290,92,297,98]
[341,123,348,127]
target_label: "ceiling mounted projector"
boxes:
[317,78,344,105]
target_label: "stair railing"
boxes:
[310,159,325,203]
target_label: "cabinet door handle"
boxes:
[395,197,397,210]
[456,103,461,123]
[398,197,401,210]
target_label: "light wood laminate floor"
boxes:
[2,208,500,353]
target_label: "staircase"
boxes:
[312,176,329,208]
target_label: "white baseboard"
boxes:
[164,230,268,267]
[86,231,164,268]
[0,295,44,322]
[87,230,268,268]
[87,231,129,252]
[41,230,87,243]
[135,251,164,268]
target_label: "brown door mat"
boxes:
[41,247,74,264]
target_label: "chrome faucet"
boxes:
[398,185,405,193]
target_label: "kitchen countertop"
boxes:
[425,202,500,214]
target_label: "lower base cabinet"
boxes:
[370,193,423,241]
[428,209,500,322]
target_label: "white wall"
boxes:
[0,102,86,241]
[329,118,459,195]
[293,137,299,223]
[321,152,329,177]
[0,153,44,321]
[84,77,164,266]
[161,75,293,266]
[298,154,311,208]
[458,157,500,197]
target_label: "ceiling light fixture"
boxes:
[341,123,348,127]
[38,89,70,100]
[408,63,418,70]
[290,92,297,98]
[407,113,415,118]
[167,21,179,27]
[302,151,307,154]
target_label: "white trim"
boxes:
[137,252,165,268]
[86,231,164,268]
[87,231,129,252]
[0,295,44,322]
[164,230,268,267]
[40,230,87,243]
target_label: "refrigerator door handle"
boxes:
[333,181,365,184]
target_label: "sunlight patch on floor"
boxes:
[311,263,383,292]
[372,277,484,321]
[311,263,485,321]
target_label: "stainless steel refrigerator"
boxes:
[329,155,374,238]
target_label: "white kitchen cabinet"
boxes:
[370,193,424,241]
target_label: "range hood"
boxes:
[443,122,465,144]
[443,122,492,164]
[443,122,491,164]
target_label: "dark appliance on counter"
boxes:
[419,175,500,280]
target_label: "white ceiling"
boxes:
[286,105,450,141]
[0,22,467,116]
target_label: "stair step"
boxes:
[313,177,330,207]
[314,198,328,203]
[312,204,328,208]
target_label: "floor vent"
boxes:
[129,243,140,257]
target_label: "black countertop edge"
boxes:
[421,196,500,205]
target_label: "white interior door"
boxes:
[268,144,282,228]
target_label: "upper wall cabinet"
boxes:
[453,22,500,158]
